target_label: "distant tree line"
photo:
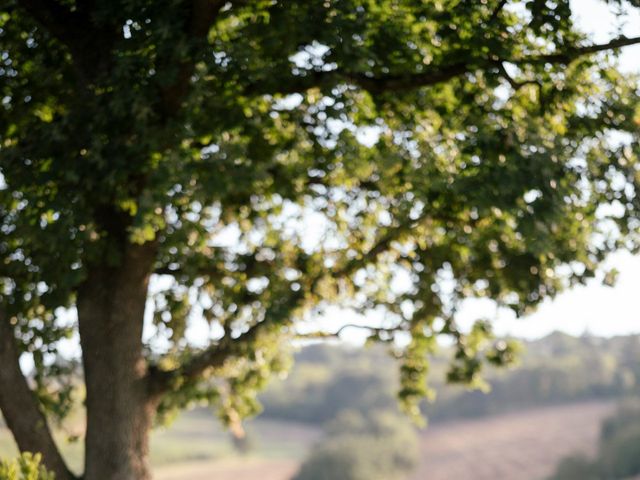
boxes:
[260,333,640,424]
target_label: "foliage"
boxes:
[0,453,55,480]
[293,410,418,480]
[549,400,640,480]
[599,423,640,478]
[550,455,599,480]
[1,1,640,473]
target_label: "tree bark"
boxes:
[0,310,75,480]
[77,243,157,480]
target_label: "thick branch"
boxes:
[488,0,509,23]
[16,0,114,79]
[346,63,470,94]
[16,0,81,46]
[148,318,266,395]
[496,61,542,90]
[160,0,228,115]
[0,311,75,480]
[525,35,640,65]
[245,62,469,96]
[154,252,273,281]
[250,35,640,97]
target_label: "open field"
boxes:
[0,412,320,476]
[151,400,614,480]
[0,400,615,479]
[413,400,613,480]
[155,458,299,480]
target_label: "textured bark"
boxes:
[77,243,157,480]
[0,311,75,480]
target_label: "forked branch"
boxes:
[0,310,76,480]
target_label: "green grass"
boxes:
[151,412,232,466]
[0,409,318,472]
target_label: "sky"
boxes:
[457,251,640,338]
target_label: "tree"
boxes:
[1,1,640,479]
[293,410,419,480]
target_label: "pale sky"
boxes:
[456,251,640,339]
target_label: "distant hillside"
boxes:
[259,332,640,424]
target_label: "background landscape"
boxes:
[3,331,639,479]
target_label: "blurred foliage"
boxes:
[2,0,640,430]
[550,455,600,480]
[261,333,640,424]
[549,400,640,480]
[293,410,418,480]
[0,453,55,480]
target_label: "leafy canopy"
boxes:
[1,0,640,422]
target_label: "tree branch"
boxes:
[298,323,401,340]
[0,310,75,480]
[245,62,470,96]
[148,218,420,394]
[519,35,640,65]
[488,0,509,24]
[148,312,281,396]
[16,0,81,46]
[248,35,640,97]
[346,63,470,93]
[332,208,443,279]
[160,0,229,115]
[16,0,114,79]
[496,61,546,112]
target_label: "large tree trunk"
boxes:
[77,243,157,480]
[0,311,75,480]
